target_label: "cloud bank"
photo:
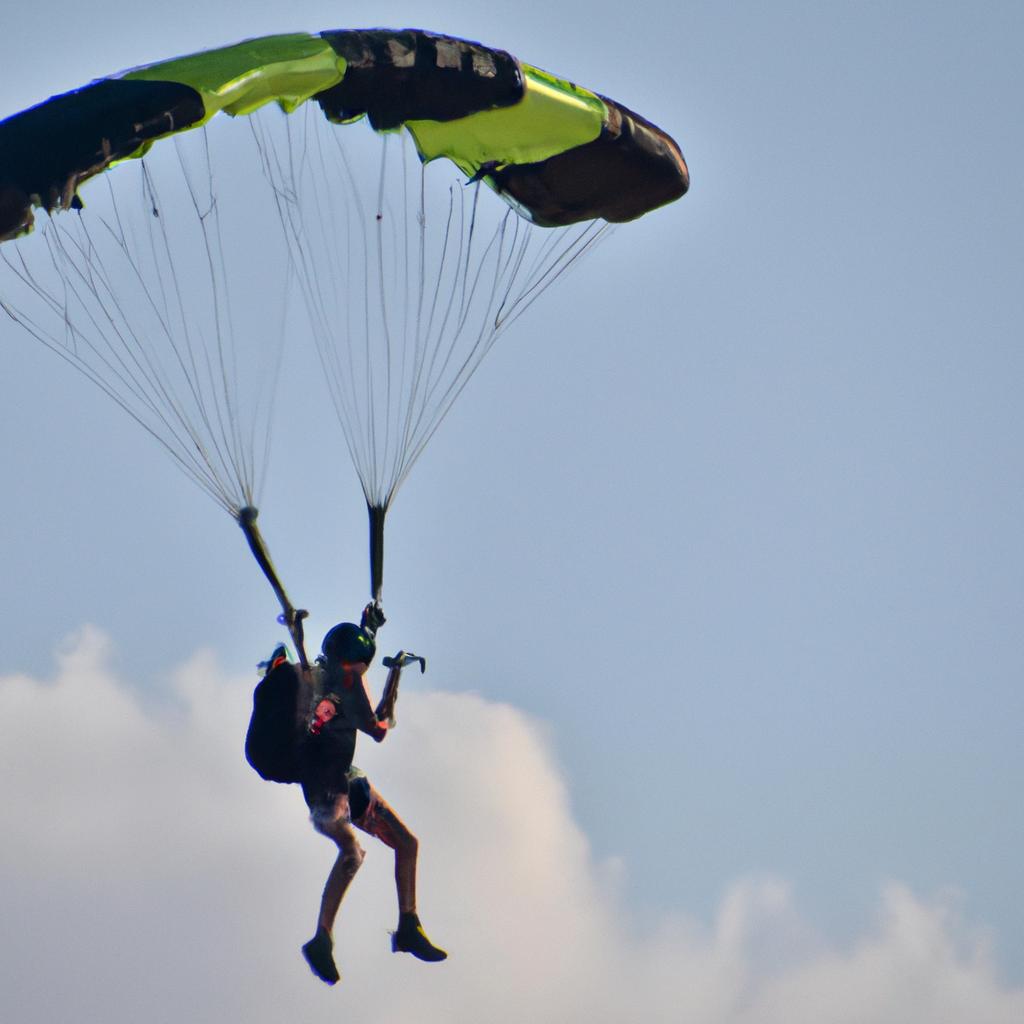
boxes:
[1,628,1021,1023]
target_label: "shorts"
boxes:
[308,791,350,830]
[347,769,388,835]
[308,767,386,834]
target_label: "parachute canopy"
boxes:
[0,28,689,616]
[0,28,689,242]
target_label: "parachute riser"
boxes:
[237,506,311,671]
[367,502,388,612]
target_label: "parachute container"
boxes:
[245,653,314,784]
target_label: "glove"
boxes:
[361,602,386,635]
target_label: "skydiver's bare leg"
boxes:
[355,788,417,912]
[302,794,365,984]
[355,787,446,961]
[314,796,366,932]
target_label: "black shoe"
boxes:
[302,927,340,984]
[392,912,447,962]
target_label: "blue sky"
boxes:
[2,3,1023,1020]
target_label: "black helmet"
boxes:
[321,622,376,665]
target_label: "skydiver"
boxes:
[298,609,447,985]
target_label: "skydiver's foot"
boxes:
[302,926,340,984]
[392,912,448,962]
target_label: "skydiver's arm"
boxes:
[361,675,390,742]
[373,653,423,728]
[342,669,389,742]
[374,659,402,726]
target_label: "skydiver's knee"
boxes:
[342,845,366,873]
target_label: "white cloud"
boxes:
[1,629,1021,1024]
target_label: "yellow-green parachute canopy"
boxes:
[1,29,690,611]
[0,28,688,241]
